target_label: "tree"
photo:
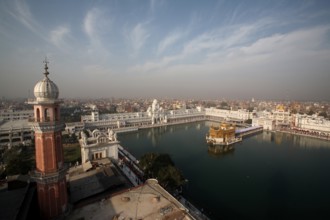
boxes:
[3,145,34,175]
[318,112,327,118]
[291,109,297,114]
[245,119,252,124]
[62,133,78,144]
[139,153,185,192]
[307,110,315,115]
[205,101,216,108]
[247,107,254,112]
[219,101,229,109]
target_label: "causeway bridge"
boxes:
[236,126,263,138]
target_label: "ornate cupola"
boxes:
[28,59,68,219]
[33,61,59,102]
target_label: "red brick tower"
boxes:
[28,59,68,219]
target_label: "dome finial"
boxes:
[43,57,49,77]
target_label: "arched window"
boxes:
[44,108,49,121]
[36,108,40,122]
[54,108,58,121]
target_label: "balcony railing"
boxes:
[28,117,59,123]
[30,164,68,184]
[26,98,64,103]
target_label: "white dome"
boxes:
[33,61,59,101]
[34,77,59,101]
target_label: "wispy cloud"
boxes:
[130,22,261,73]
[84,8,102,45]
[50,25,71,50]
[216,25,330,63]
[83,8,112,62]
[127,22,150,55]
[149,0,165,14]
[150,0,156,14]
[174,25,330,78]
[129,22,330,85]
[157,31,185,55]
[182,19,274,57]
[5,0,47,41]
[129,54,183,73]
[2,0,74,51]
[132,24,329,99]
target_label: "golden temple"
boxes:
[206,123,241,146]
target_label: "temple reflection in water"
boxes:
[256,130,330,149]
[208,144,235,157]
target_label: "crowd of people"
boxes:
[280,127,330,140]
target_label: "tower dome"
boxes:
[33,60,59,101]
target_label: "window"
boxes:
[36,108,40,121]
[44,108,49,121]
[54,108,58,121]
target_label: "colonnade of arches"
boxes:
[34,105,60,122]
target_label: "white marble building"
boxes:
[79,99,204,131]
[147,99,167,124]
[272,105,291,126]
[252,117,276,130]
[252,106,291,130]
[293,114,330,134]
[74,101,330,138]
[79,129,120,164]
[205,108,253,122]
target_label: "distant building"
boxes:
[252,117,276,130]
[147,99,167,124]
[0,120,33,149]
[205,108,252,122]
[252,106,291,130]
[78,99,204,132]
[0,109,33,121]
[272,104,291,127]
[293,114,330,134]
[0,110,34,148]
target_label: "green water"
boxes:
[118,122,330,219]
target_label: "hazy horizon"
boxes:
[1,0,330,101]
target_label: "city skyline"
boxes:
[0,0,330,101]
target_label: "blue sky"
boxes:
[1,0,330,100]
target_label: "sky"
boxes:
[0,0,330,101]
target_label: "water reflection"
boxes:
[123,122,205,147]
[119,121,330,219]
[275,132,283,145]
[257,131,330,149]
[122,122,330,151]
[262,131,272,142]
[208,145,235,157]
[291,134,330,149]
